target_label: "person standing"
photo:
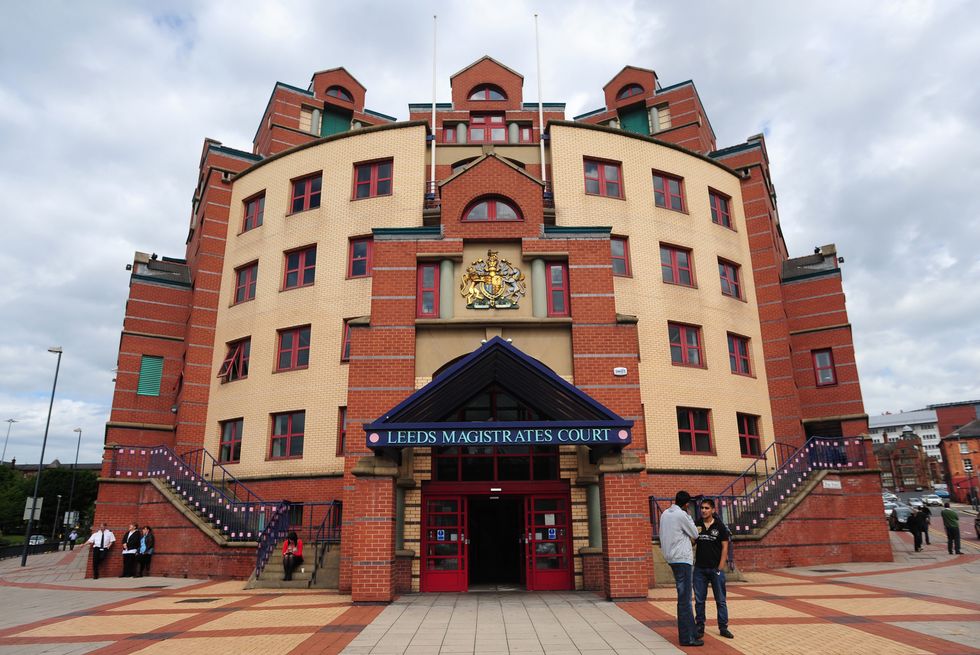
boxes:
[137,526,155,577]
[910,507,925,551]
[940,502,962,555]
[85,523,116,579]
[121,523,140,577]
[694,499,734,640]
[659,490,702,647]
[921,504,932,545]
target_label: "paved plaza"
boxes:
[0,523,977,655]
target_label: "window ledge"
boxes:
[416,317,574,327]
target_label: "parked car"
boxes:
[882,492,899,502]
[908,498,925,509]
[883,501,898,518]
[922,494,942,506]
[27,535,46,545]
[888,504,913,531]
[935,489,950,499]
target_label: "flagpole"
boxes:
[429,15,438,199]
[534,14,547,185]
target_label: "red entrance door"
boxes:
[421,495,468,592]
[524,494,572,590]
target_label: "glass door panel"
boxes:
[524,494,572,590]
[421,495,468,591]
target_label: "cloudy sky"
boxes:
[1,1,978,465]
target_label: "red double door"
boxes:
[421,493,573,592]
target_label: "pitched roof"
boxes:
[450,55,523,81]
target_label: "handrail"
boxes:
[309,501,343,586]
[179,447,263,505]
[716,440,799,500]
[254,501,291,578]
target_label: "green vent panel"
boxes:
[617,104,649,135]
[137,355,164,397]
[320,107,352,137]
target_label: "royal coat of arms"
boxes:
[460,249,527,309]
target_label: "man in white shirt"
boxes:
[86,523,116,579]
[659,491,701,647]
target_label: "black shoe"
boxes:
[681,639,704,647]
[720,629,734,639]
[956,551,963,554]
[695,627,704,639]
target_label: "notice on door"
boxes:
[544,514,556,526]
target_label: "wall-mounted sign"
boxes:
[368,426,631,448]
[822,479,842,490]
[460,250,526,309]
[547,528,557,540]
[437,529,445,541]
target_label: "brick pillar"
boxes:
[598,452,649,600]
[350,455,399,603]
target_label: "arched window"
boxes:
[326,86,353,102]
[463,197,522,222]
[468,85,507,101]
[616,84,644,100]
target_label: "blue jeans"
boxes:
[669,563,697,644]
[694,567,729,631]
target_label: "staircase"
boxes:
[247,541,341,589]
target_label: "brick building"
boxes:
[96,57,883,601]
[939,418,980,503]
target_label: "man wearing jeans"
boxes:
[694,499,734,640]
[659,490,701,647]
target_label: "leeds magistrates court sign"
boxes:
[367,426,631,448]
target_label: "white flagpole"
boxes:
[429,15,438,197]
[534,14,547,185]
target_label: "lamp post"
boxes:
[64,427,82,549]
[51,494,62,540]
[2,418,17,463]
[21,347,63,567]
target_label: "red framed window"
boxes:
[242,193,264,232]
[276,326,311,371]
[709,190,733,228]
[219,418,243,463]
[468,85,506,101]
[417,263,440,317]
[677,407,713,454]
[616,84,644,100]
[653,172,685,211]
[519,125,533,143]
[283,246,316,289]
[353,160,393,199]
[728,333,751,376]
[660,245,694,287]
[326,86,352,102]
[341,319,353,361]
[348,237,372,277]
[337,406,347,457]
[271,411,304,459]
[290,173,322,213]
[469,114,506,143]
[737,413,762,457]
[583,159,622,198]
[443,126,457,143]
[668,323,704,367]
[611,237,630,277]
[217,338,250,382]
[463,197,521,221]
[546,263,570,317]
[234,262,258,304]
[813,349,837,386]
[718,260,743,299]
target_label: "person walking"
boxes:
[921,504,932,545]
[659,490,702,648]
[137,526,155,577]
[66,527,78,551]
[694,499,734,640]
[85,523,116,579]
[121,523,140,577]
[940,502,962,555]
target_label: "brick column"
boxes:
[350,455,399,603]
[598,452,650,600]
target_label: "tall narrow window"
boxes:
[660,245,694,287]
[813,349,837,386]
[668,323,704,367]
[737,413,762,457]
[442,126,457,143]
[718,260,743,299]
[348,237,372,277]
[653,172,685,211]
[469,114,506,143]
[583,159,622,198]
[727,334,751,376]
[611,237,631,277]
[337,406,348,457]
[353,160,393,199]
[277,326,311,371]
[234,262,258,304]
[283,246,316,290]
[242,193,265,232]
[136,355,164,397]
[218,338,250,382]
[341,320,353,362]
[271,411,304,459]
[417,263,440,318]
[219,418,243,463]
[546,263,570,317]
[677,407,713,454]
[709,190,733,228]
[291,174,322,213]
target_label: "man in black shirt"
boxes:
[694,498,734,640]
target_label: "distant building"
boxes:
[927,400,980,440]
[939,418,980,503]
[869,410,941,461]
[871,430,934,491]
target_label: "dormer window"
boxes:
[616,84,644,100]
[469,85,506,101]
[326,86,353,102]
[463,197,521,222]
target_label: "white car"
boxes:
[922,494,942,506]
[908,498,925,509]
[882,492,898,502]
[28,535,46,545]
[883,501,897,517]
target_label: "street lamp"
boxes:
[2,418,17,463]
[51,494,62,540]
[21,347,63,567]
[64,427,82,549]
